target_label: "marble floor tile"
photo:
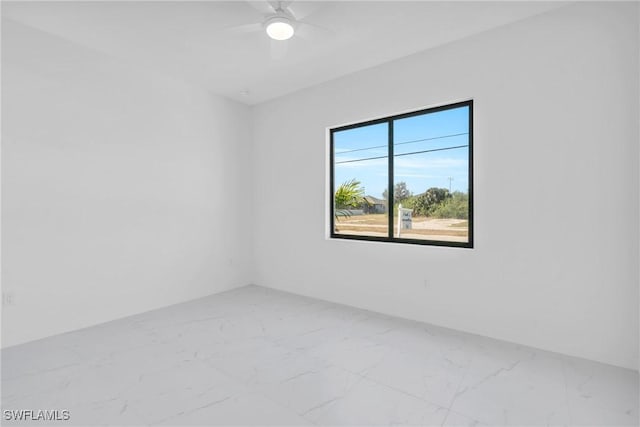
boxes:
[154,391,315,426]
[441,410,486,427]
[447,351,571,426]
[258,363,363,416]
[304,336,394,375]
[362,347,468,408]
[2,285,638,426]
[564,356,639,426]
[303,376,449,426]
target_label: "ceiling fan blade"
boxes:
[296,21,334,40]
[246,1,275,15]
[276,1,295,10]
[221,22,263,35]
[270,39,289,60]
[286,1,327,21]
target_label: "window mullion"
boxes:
[388,119,394,240]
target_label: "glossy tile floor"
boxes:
[2,285,638,426]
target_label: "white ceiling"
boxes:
[3,1,568,105]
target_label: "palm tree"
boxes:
[334,179,366,223]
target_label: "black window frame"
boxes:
[329,100,474,248]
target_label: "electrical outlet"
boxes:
[2,292,15,306]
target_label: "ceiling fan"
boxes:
[225,0,329,59]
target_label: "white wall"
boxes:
[1,20,253,347]
[251,2,639,370]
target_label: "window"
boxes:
[330,100,473,248]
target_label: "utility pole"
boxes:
[447,177,453,192]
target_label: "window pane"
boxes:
[392,106,470,243]
[333,122,389,238]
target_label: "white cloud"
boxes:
[394,157,466,169]
[394,173,441,179]
[334,157,387,169]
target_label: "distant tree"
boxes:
[424,187,450,207]
[394,182,411,203]
[381,182,411,203]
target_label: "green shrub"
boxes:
[402,187,450,216]
[430,192,468,219]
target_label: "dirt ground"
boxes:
[335,214,468,242]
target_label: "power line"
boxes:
[335,145,468,165]
[396,132,468,147]
[335,132,468,155]
[336,143,387,155]
[395,145,469,158]
[335,154,388,165]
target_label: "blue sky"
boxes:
[333,106,470,199]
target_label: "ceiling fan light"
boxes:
[265,18,294,41]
